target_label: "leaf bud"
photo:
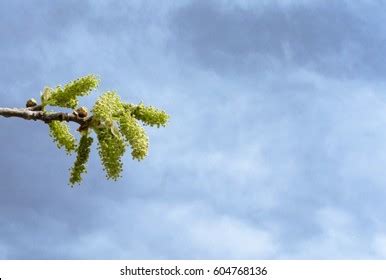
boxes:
[74,106,88,118]
[26,98,37,108]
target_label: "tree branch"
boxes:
[0,106,92,128]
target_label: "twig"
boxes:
[0,107,92,128]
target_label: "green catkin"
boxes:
[129,103,169,127]
[92,91,123,122]
[42,75,99,109]
[69,133,93,186]
[91,92,127,179]
[94,126,126,180]
[119,112,149,160]
[48,121,77,154]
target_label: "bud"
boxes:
[74,107,88,118]
[26,98,37,108]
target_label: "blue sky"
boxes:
[1,0,386,259]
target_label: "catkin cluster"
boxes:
[48,120,77,154]
[91,93,170,177]
[41,75,169,186]
[69,134,93,185]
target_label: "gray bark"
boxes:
[0,106,92,129]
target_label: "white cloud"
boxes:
[288,207,373,259]
[165,202,278,258]
[0,243,7,259]
[185,214,277,258]
[372,234,386,258]
[62,200,278,259]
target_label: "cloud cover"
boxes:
[1,0,386,259]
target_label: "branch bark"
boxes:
[0,106,92,128]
